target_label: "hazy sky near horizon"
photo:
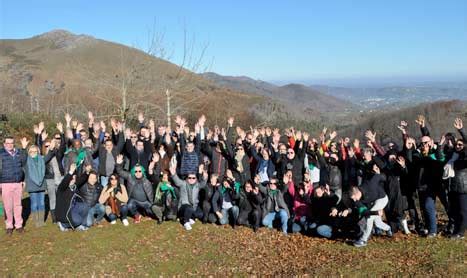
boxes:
[1,0,466,84]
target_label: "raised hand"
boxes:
[169,163,177,176]
[303,132,310,142]
[396,156,406,168]
[138,112,144,124]
[56,122,64,133]
[365,130,376,142]
[454,118,463,130]
[415,115,425,127]
[33,125,40,135]
[76,122,84,132]
[20,137,29,149]
[64,113,72,125]
[397,120,408,134]
[152,152,160,163]
[116,154,124,164]
[100,121,106,132]
[439,134,446,146]
[38,122,45,133]
[149,119,155,130]
[329,130,337,141]
[295,130,302,141]
[88,111,94,125]
[41,131,48,141]
[227,117,234,127]
[69,163,77,174]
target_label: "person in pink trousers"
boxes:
[0,136,28,235]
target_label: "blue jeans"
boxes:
[108,205,129,221]
[316,225,333,238]
[423,194,438,234]
[219,206,239,225]
[292,216,312,233]
[29,191,45,212]
[86,203,105,227]
[127,199,153,216]
[262,209,289,234]
[71,201,90,227]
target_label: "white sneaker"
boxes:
[401,219,411,234]
[184,222,192,231]
[189,219,195,225]
[122,219,129,226]
[110,220,117,225]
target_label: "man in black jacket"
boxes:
[80,170,105,227]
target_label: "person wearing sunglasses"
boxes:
[407,134,446,238]
[98,173,129,226]
[169,163,208,231]
[211,170,240,228]
[258,177,290,235]
[116,154,155,224]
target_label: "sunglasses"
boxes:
[131,136,137,139]
[287,152,294,154]
[110,177,118,180]
[421,141,430,145]
[456,143,464,146]
[187,176,197,180]
[44,145,50,148]
[54,137,61,140]
[269,181,277,185]
[134,170,142,173]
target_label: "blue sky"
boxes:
[1,0,466,85]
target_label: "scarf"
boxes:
[27,155,45,186]
[158,181,176,200]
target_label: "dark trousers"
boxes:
[127,199,153,217]
[201,200,217,223]
[179,204,204,224]
[450,192,466,235]
[237,208,261,228]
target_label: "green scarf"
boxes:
[160,182,176,200]
[270,189,278,196]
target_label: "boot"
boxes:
[401,219,411,235]
[50,210,57,223]
[37,210,45,227]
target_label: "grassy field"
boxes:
[0,214,466,276]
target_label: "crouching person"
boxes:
[237,179,263,232]
[351,166,392,247]
[80,170,105,227]
[116,155,154,223]
[169,164,208,231]
[310,184,340,238]
[259,176,290,235]
[99,173,129,226]
[56,164,92,231]
[212,171,240,228]
[151,172,178,224]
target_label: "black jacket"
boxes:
[55,173,88,227]
[79,182,103,207]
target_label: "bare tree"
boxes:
[68,19,212,127]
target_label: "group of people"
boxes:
[0,112,465,247]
